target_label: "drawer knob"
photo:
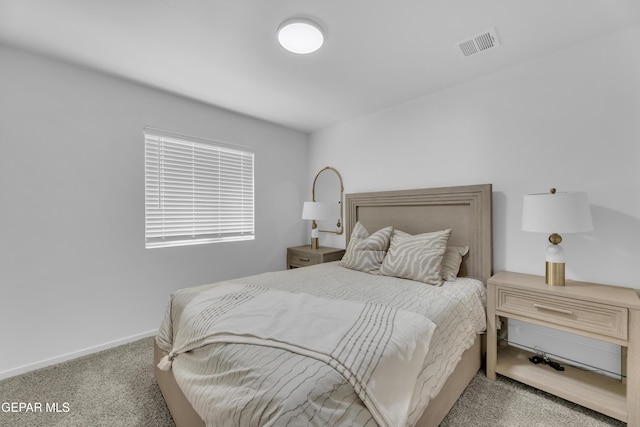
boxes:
[533,303,573,316]
[298,257,310,262]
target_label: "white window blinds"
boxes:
[144,129,255,248]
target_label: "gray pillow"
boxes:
[340,222,393,274]
[441,246,469,281]
[379,229,451,285]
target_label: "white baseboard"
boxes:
[0,329,158,381]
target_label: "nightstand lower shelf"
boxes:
[496,345,627,422]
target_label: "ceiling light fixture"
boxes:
[277,18,324,54]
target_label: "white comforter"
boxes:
[157,262,486,426]
[158,282,436,427]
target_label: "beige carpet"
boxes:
[441,370,625,427]
[0,337,173,427]
[0,337,625,426]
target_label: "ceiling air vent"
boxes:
[455,27,500,58]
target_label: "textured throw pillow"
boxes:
[441,246,469,281]
[339,222,393,274]
[379,229,451,285]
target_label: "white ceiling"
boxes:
[1,1,639,133]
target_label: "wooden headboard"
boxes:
[345,184,493,283]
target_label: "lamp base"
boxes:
[545,262,565,286]
[311,237,319,250]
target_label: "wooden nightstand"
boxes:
[287,245,345,269]
[486,271,640,425]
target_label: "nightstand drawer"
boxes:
[287,245,345,269]
[287,251,321,268]
[496,288,628,340]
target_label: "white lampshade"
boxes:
[277,18,324,54]
[522,189,593,285]
[522,191,593,234]
[301,201,327,220]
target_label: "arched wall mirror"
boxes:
[312,166,344,235]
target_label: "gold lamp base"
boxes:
[545,262,565,286]
[311,237,319,250]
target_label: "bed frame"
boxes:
[154,183,493,427]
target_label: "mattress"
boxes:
[156,262,486,426]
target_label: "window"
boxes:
[144,129,254,248]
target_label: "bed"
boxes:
[154,183,493,426]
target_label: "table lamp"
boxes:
[302,201,327,249]
[521,188,593,285]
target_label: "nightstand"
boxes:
[486,271,640,425]
[287,245,345,269]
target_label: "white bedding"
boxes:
[156,262,486,426]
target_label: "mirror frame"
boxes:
[312,166,344,235]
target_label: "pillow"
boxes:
[339,222,393,274]
[379,229,451,285]
[441,246,469,281]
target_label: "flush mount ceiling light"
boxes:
[277,18,324,54]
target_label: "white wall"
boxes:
[310,24,640,290]
[0,45,309,377]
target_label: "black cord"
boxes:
[528,349,564,371]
